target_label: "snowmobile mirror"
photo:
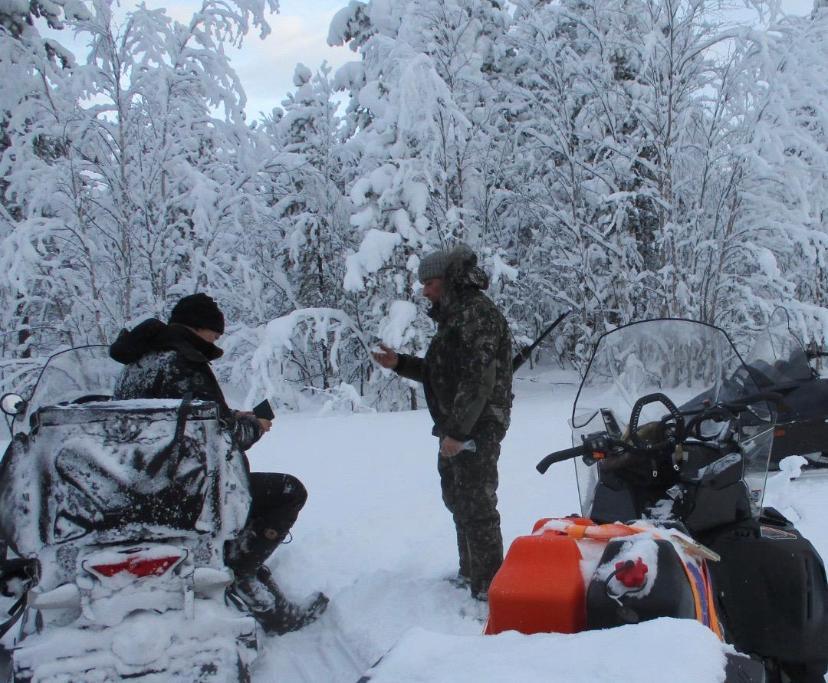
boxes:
[0,393,26,417]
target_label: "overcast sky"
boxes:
[45,0,819,121]
[228,0,352,118]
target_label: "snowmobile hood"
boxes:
[109,319,223,365]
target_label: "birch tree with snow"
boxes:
[329,0,520,402]
[722,6,828,342]
[0,0,280,363]
[4,0,828,409]
[497,0,776,365]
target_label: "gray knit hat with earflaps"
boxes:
[417,250,452,283]
[417,244,476,283]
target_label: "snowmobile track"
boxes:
[259,626,368,683]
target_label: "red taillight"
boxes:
[615,558,648,588]
[90,555,181,578]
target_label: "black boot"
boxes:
[225,523,291,577]
[231,566,329,635]
[446,573,471,590]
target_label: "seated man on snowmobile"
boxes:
[109,292,328,634]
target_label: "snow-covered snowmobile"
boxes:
[0,346,259,682]
[487,319,828,683]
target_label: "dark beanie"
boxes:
[168,293,225,334]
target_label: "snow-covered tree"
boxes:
[4,0,828,411]
[495,0,768,365]
[276,63,351,312]
[236,63,373,402]
[0,0,279,365]
[722,7,828,342]
[329,0,519,403]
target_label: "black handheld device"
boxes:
[252,399,274,421]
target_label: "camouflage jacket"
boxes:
[109,319,262,450]
[395,252,512,443]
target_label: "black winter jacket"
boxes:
[109,319,262,450]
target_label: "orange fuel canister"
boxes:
[485,523,589,635]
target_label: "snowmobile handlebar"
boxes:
[536,444,587,474]
[537,390,782,476]
[537,432,621,474]
[627,393,684,454]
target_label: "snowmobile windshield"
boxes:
[19,346,121,433]
[570,319,776,518]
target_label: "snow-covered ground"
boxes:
[246,371,828,683]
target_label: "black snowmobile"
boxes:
[678,309,828,471]
[486,319,828,683]
[740,310,828,471]
[0,346,259,682]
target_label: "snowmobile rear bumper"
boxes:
[11,607,257,682]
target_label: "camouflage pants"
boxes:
[437,440,503,597]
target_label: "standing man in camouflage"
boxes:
[373,244,513,600]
